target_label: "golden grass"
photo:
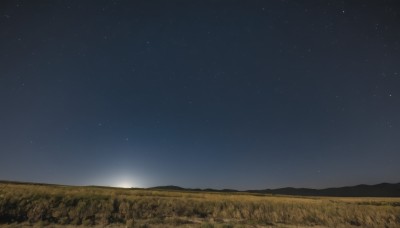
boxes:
[0,182,399,227]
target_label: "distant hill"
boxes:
[149,185,185,190]
[150,183,400,197]
[247,183,400,197]
[1,180,400,197]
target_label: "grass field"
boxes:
[0,182,399,227]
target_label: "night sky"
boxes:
[1,1,399,190]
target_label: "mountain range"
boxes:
[150,183,400,197]
[1,180,399,197]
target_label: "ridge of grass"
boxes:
[1,182,399,227]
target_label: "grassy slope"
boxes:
[0,182,400,227]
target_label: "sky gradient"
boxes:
[1,0,399,190]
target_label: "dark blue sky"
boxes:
[1,0,399,189]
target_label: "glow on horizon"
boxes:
[113,179,135,188]
[88,170,146,188]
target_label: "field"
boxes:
[0,182,399,227]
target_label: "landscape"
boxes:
[1,181,400,227]
[1,1,400,228]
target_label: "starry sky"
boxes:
[0,0,399,190]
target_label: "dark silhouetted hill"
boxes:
[150,183,400,197]
[247,183,400,197]
[2,180,399,197]
[149,185,185,190]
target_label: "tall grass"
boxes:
[0,183,399,227]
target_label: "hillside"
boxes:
[151,182,400,197]
[1,181,400,227]
[247,183,400,197]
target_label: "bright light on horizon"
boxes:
[113,179,135,188]
[88,169,146,188]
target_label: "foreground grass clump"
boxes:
[0,182,399,227]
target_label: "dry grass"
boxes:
[0,182,399,227]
